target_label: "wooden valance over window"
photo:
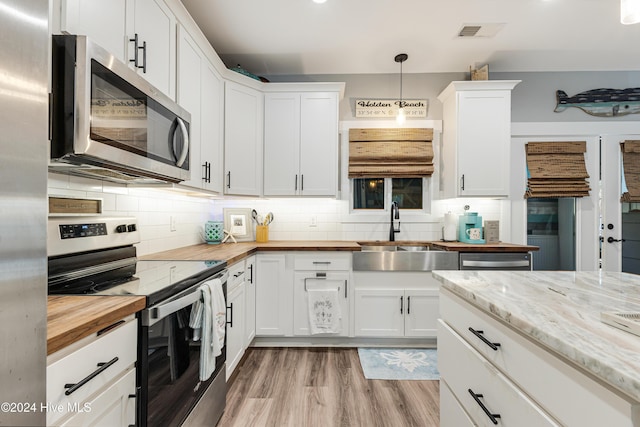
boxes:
[348,128,434,178]
[524,141,590,198]
[621,140,640,202]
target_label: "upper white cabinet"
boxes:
[60,0,176,98]
[177,26,224,192]
[437,80,520,198]
[264,90,340,197]
[224,81,264,196]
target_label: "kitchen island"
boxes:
[433,270,640,426]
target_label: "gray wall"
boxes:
[268,71,640,123]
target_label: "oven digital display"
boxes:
[59,223,108,239]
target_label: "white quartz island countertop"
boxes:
[432,270,640,403]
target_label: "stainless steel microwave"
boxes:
[50,35,191,184]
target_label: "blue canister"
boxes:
[204,221,224,244]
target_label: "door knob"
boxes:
[607,237,626,243]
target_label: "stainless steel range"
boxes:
[47,216,228,427]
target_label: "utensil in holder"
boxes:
[256,225,269,243]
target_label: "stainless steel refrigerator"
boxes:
[0,0,48,425]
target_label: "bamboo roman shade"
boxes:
[621,140,640,202]
[348,128,434,178]
[524,141,590,198]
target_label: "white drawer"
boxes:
[47,319,137,425]
[58,367,136,427]
[441,290,638,426]
[438,320,560,427]
[440,379,475,427]
[294,253,351,271]
[228,260,246,291]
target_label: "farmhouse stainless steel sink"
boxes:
[354,244,459,271]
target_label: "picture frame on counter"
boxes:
[223,208,254,242]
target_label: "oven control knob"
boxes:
[115,224,127,233]
[127,224,137,232]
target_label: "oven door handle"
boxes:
[149,272,228,321]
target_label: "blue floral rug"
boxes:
[357,348,439,380]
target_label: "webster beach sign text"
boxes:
[355,99,428,118]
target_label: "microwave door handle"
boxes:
[174,117,189,167]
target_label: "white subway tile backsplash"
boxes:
[48,172,508,255]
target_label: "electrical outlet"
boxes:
[170,216,177,232]
[310,215,317,227]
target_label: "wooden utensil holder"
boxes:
[256,225,269,243]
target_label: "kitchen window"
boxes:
[353,177,424,210]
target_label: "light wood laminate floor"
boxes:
[217,347,440,427]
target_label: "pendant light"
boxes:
[621,0,640,24]
[395,53,408,124]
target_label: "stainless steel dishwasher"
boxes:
[458,252,532,270]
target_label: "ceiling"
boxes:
[180,0,640,77]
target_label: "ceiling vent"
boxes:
[459,26,481,37]
[458,23,505,38]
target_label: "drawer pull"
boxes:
[64,357,119,396]
[469,327,501,351]
[468,388,501,425]
[312,261,331,265]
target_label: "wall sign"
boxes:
[355,99,428,118]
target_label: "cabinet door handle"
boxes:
[344,280,347,299]
[64,357,119,395]
[301,174,304,191]
[295,174,298,191]
[226,303,233,327]
[400,296,403,314]
[468,327,501,351]
[129,34,140,68]
[407,296,411,314]
[248,264,253,283]
[139,40,147,73]
[460,174,465,191]
[468,389,501,425]
[226,171,231,188]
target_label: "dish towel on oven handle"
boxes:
[189,278,226,381]
[307,287,342,335]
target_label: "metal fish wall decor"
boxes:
[554,88,640,117]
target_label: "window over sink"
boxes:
[352,177,425,211]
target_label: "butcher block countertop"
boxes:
[141,240,536,264]
[47,295,146,355]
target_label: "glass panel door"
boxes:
[527,198,576,270]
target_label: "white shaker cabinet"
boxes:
[225,268,246,380]
[437,80,520,198]
[177,27,224,193]
[353,272,440,338]
[255,254,293,336]
[224,81,264,196]
[60,0,176,99]
[244,255,256,345]
[263,91,339,196]
[47,317,137,427]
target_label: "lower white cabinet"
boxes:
[439,320,559,426]
[226,278,245,380]
[244,255,256,344]
[439,289,639,427]
[47,316,137,427]
[293,271,349,336]
[353,272,439,338]
[354,289,437,337]
[255,254,293,336]
[225,259,249,380]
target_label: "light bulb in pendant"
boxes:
[396,106,406,125]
